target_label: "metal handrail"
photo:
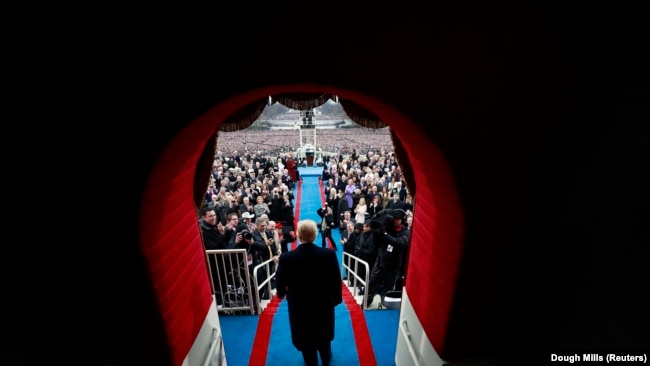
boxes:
[399,319,422,366]
[341,252,370,309]
[203,326,225,366]
[207,249,371,312]
[252,257,277,314]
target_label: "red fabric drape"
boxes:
[273,92,334,110]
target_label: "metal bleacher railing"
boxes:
[205,248,278,315]
[206,249,373,313]
[205,249,256,315]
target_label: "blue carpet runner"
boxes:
[220,173,399,366]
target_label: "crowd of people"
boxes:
[199,126,416,309]
[214,127,394,158]
[317,148,414,308]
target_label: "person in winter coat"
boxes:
[275,220,342,366]
[365,209,410,308]
[354,219,378,289]
[341,222,362,279]
[316,203,338,251]
[200,206,231,299]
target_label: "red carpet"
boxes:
[342,285,378,366]
[248,296,281,366]
[229,175,382,365]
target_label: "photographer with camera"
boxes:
[230,224,269,305]
[365,208,410,308]
[231,225,267,272]
[339,210,352,235]
[316,202,338,251]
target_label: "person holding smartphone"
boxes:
[316,202,338,251]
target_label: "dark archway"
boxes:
[139,84,464,365]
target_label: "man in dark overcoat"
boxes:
[316,203,338,250]
[365,208,410,308]
[275,219,342,366]
[199,206,230,300]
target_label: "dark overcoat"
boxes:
[275,242,342,350]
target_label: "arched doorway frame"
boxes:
[139,84,464,366]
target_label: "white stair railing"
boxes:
[342,252,370,309]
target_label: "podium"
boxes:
[305,149,315,167]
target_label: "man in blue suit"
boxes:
[275,220,343,366]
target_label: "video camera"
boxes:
[369,208,407,232]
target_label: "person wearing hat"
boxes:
[365,208,410,308]
[239,211,255,232]
[354,219,378,290]
[341,221,363,280]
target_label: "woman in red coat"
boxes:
[286,154,298,181]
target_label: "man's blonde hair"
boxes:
[297,220,318,244]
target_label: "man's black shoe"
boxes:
[321,351,332,366]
